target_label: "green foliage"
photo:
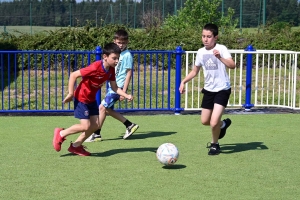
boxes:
[1,23,300,53]
[267,22,292,35]
[163,0,237,31]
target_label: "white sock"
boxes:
[59,131,64,137]
[220,121,226,129]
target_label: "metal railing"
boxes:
[1,45,299,114]
[0,47,181,113]
[184,46,300,110]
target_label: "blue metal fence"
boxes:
[0,46,184,113]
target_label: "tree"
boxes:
[163,0,237,32]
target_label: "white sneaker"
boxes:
[123,124,139,139]
[84,133,102,142]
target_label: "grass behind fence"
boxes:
[0,113,300,199]
[2,66,300,110]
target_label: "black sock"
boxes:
[94,129,101,135]
[123,120,132,128]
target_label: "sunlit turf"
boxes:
[0,113,300,199]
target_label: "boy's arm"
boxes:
[122,69,132,92]
[218,57,236,69]
[110,80,133,101]
[63,70,82,103]
[213,49,236,69]
[179,66,201,94]
[119,69,132,101]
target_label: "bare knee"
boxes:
[201,119,210,126]
[210,121,219,129]
[99,104,106,113]
[80,124,90,132]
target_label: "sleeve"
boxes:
[194,49,202,67]
[123,52,133,70]
[220,45,232,59]
[109,68,116,81]
[80,61,99,77]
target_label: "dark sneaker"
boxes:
[219,118,232,139]
[207,143,221,155]
[68,143,91,156]
[53,128,66,152]
[84,133,102,142]
[123,123,139,139]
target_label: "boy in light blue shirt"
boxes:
[86,29,139,142]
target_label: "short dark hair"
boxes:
[203,23,218,37]
[102,42,121,56]
[114,29,129,41]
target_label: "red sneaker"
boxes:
[53,128,66,152]
[68,143,91,156]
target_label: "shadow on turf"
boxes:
[90,147,157,157]
[102,131,177,141]
[220,142,268,154]
[60,147,157,157]
[162,164,186,170]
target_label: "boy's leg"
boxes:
[53,120,91,152]
[68,115,99,156]
[106,108,139,139]
[215,88,232,139]
[88,87,139,141]
[219,118,232,139]
[85,104,106,142]
[210,104,225,143]
[201,89,225,155]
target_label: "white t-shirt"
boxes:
[195,44,232,92]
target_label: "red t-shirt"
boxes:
[74,60,116,103]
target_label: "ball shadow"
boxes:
[162,164,186,169]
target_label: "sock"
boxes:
[94,129,101,135]
[220,121,226,129]
[72,143,79,148]
[59,131,64,137]
[123,120,132,128]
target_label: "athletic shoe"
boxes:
[123,123,139,139]
[68,143,91,156]
[219,118,232,139]
[84,133,102,142]
[207,142,221,155]
[53,128,66,152]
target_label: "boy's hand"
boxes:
[179,82,185,94]
[126,95,133,102]
[63,93,74,103]
[119,96,125,101]
[213,49,221,59]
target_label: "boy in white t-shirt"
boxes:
[86,29,139,142]
[179,23,236,155]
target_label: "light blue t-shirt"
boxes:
[109,49,133,89]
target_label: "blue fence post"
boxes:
[174,46,184,115]
[243,45,256,111]
[95,46,102,106]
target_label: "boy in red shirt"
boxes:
[52,43,133,156]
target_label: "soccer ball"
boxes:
[156,143,179,166]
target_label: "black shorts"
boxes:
[201,88,231,109]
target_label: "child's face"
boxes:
[103,53,120,68]
[201,29,218,50]
[114,39,128,51]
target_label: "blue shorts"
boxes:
[101,87,121,109]
[74,98,99,119]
